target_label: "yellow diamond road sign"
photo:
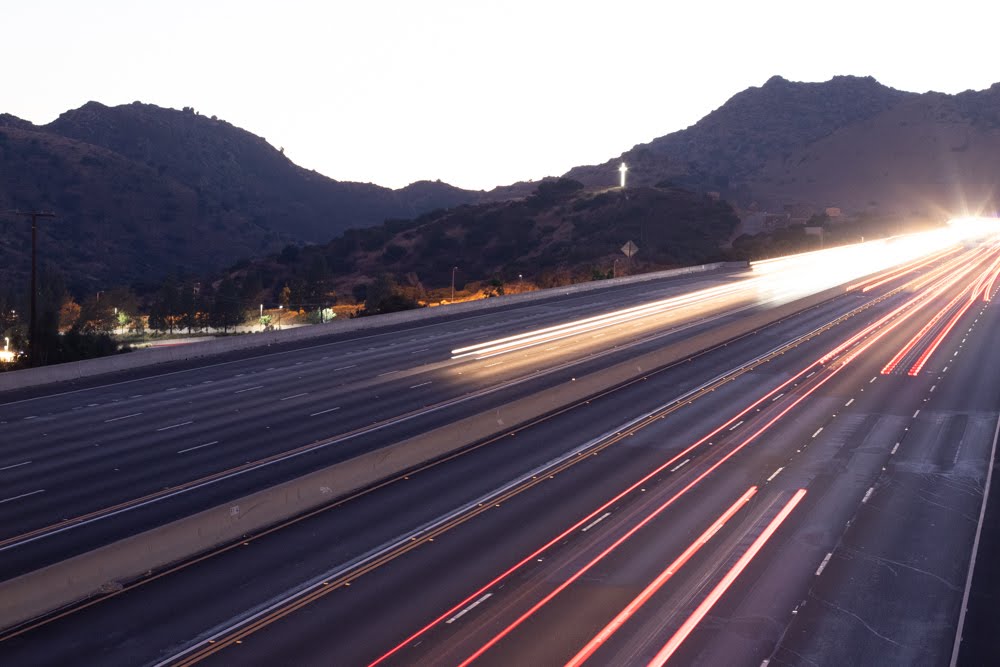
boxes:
[621,240,639,258]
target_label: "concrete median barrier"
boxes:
[0,276,839,632]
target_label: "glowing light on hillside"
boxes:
[619,162,628,188]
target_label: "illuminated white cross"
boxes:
[619,162,628,188]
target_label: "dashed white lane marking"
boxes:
[0,489,45,504]
[862,487,875,504]
[177,441,219,454]
[104,412,142,423]
[772,393,784,401]
[930,385,936,393]
[943,366,949,372]
[410,348,429,354]
[485,361,504,368]
[870,376,877,384]
[310,407,341,417]
[806,371,816,378]
[280,393,310,401]
[409,382,433,389]
[891,442,900,455]
[581,512,612,532]
[670,459,691,472]
[334,365,356,371]
[377,370,399,377]
[234,386,263,394]
[815,552,833,576]
[129,394,143,399]
[446,593,492,624]
[729,420,744,431]
[23,416,37,420]
[913,410,920,418]
[767,467,784,482]
[0,461,31,472]
[157,421,194,432]
[812,427,824,438]
[845,398,854,407]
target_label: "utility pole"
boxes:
[12,211,55,366]
[451,266,458,302]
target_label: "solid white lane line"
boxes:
[767,467,784,482]
[310,407,341,417]
[845,398,854,407]
[670,459,691,472]
[0,489,45,504]
[280,393,310,401]
[409,382,432,389]
[862,487,875,503]
[812,427,823,438]
[815,552,833,576]
[0,461,31,472]
[157,421,194,432]
[446,593,492,624]
[334,365,356,371]
[234,386,263,394]
[104,412,142,423]
[581,512,612,532]
[177,441,219,454]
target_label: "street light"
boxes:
[613,258,621,278]
[278,304,283,330]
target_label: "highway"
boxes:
[1,230,998,666]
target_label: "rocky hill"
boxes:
[220,179,739,303]
[566,76,1000,217]
[0,102,480,290]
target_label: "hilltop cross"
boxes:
[619,162,628,188]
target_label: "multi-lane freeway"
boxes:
[2,228,999,666]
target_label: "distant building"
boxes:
[825,207,842,219]
[782,203,815,225]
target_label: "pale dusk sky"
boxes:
[4,0,998,191]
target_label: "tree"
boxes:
[59,297,81,331]
[211,278,244,332]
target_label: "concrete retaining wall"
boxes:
[0,277,840,632]
[0,262,742,394]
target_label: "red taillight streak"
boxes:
[876,250,1000,373]
[883,248,1000,375]
[819,247,984,365]
[907,297,978,376]
[367,360,828,667]
[456,372,841,667]
[827,262,965,368]
[880,283,975,374]
[369,260,940,666]
[646,488,808,667]
[564,487,758,667]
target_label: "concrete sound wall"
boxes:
[0,262,740,394]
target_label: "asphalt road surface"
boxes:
[2,242,999,666]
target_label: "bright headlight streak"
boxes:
[451,281,754,359]
[454,225,1000,362]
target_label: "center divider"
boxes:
[0,281,847,632]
